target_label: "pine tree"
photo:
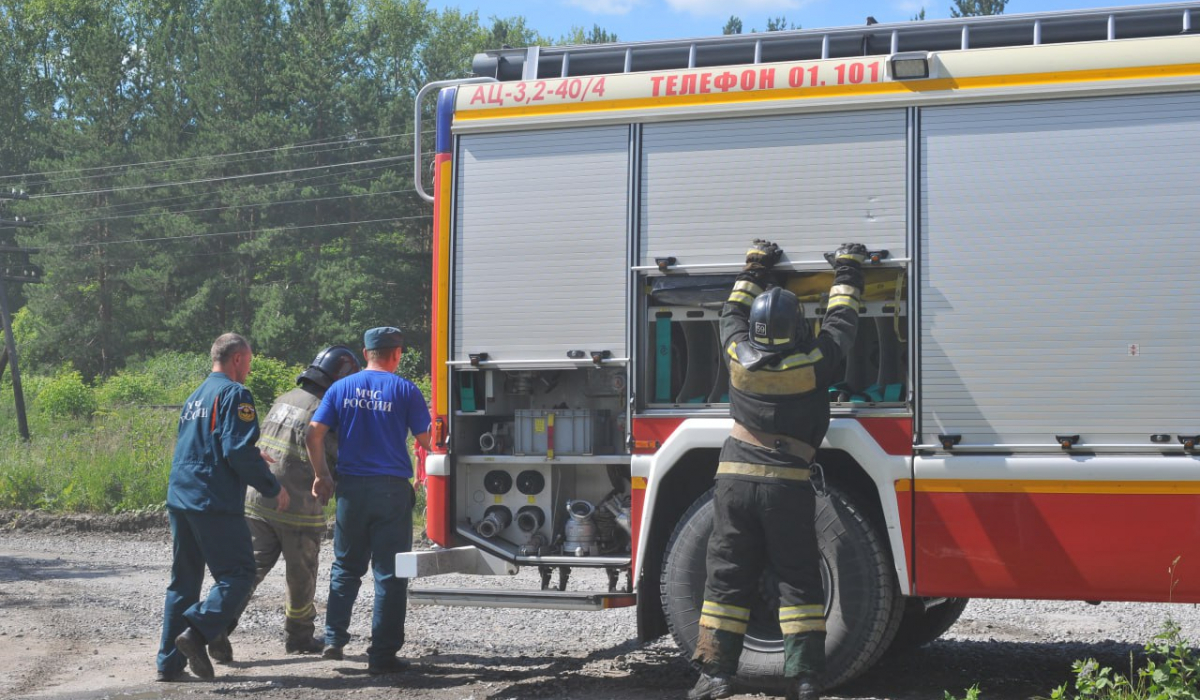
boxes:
[765,16,798,31]
[950,0,1007,18]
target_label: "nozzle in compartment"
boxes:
[479,422,513,454]
[475,505,513,539]
[563,500,598,556]
[516,505,546,533]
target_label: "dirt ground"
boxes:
[0,511,1188,700]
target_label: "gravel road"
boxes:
[2,514,1197,700]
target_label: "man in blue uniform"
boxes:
[306,326,431,675]
[157,332,288,682]
[688,240,866,700]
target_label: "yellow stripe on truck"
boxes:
[901,479,1200,495]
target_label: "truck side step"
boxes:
[409,588,636,611]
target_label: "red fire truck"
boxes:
[400,2,1200,686]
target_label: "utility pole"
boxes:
[0,188,37,440]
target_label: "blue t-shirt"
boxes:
[312,370,431,478]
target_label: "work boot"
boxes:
[174,627,215,680]
[687,671,733,700]
[367,655,411,676]
[155,667,187,682]
[787,675,820,700]
[285,636,325,654]
[322,645,344,661]
[208,633,233,664]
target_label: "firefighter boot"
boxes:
[285,635,325,654]
[687,672,734,700]
[783,632,826,700]
[688,626,739,700]
[207,633,233,664]
[788,675,820,700]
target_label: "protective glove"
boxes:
[824,242,868,268]
[744,239,782,271]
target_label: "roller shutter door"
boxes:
[640,110,907,266]
[919,92,1200,447]
[453,127,629,364]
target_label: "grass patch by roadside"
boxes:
[0,406,175,513]
[945,619,1200,700]
[0,354,432,520]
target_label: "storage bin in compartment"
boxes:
[515,409,610,456]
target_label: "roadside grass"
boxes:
[944,619,1199,700]
[0,357,432,521]
[0,405,175,512]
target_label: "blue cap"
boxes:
[364,326,404,351]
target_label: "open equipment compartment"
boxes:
[450,366,633,567]
[642,268,909,410]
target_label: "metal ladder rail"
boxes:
[475,3,1199,81]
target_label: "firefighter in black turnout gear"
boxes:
[688,240,866,700]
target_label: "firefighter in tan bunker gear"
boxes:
[688,240,866,700]
[209,347,361,661]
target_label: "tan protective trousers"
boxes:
[246,517,323,642]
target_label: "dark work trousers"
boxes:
[324,475,413,665]
[695,478,827,679]
[157,510,256,674]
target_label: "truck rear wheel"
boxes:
[886,597,969,654]
[660,484,902,689]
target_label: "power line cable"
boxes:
[29,132,437,190]
[44,159,416,218]
[32,155,411,199]
[34,214,434,251]
[89,224,434,265]
[44,187,413,227]
[26,145,438,215]
[26,150,439,225]
[39,161,425,222]
[0,129,434,184]
[30,140,393,189]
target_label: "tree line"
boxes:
[0,0,615,379]
[0,0,1004,382]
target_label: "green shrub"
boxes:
[125,352,210,404]
[1046,620,1200,700]
[244,356,303,408]
[945,685,982,700]
[97,371,168,407]
[37,367,97,418]
[0,460,44,509]
[394,349,431,398]
[1,373,48,404]
[398,348,426,381]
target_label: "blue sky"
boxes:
[427,0,1172,42]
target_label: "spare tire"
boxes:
[660,484,903,689]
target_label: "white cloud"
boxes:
[892,0,925,12]
[664,0,811,17]
[564,0,639,14]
